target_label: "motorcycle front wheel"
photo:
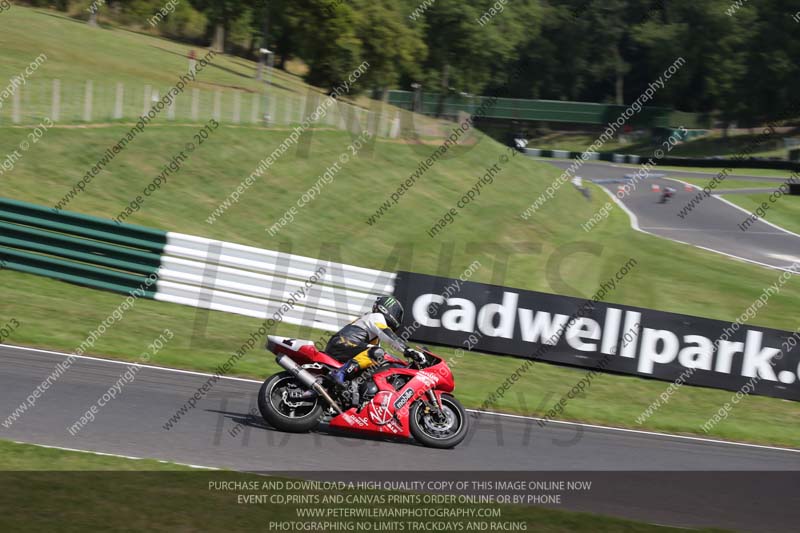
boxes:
[258,371,323,433]
[409,394,469,449]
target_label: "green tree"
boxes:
[265,0,302,70]
[582,0,630,104]
[190,0,247,52]
[506,1,584,100]
[741,0,800,123]
[350,0,427,96]
[632,0,755,124]
[415,0,533,112]
[161,2,209,40]
[283,0,363,90]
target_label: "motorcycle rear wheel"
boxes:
[409,394,469,449]
[258,372,323,433]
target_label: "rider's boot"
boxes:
[330,358,361,386]
[289,360,361,402]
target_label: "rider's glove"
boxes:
[404,348,426,364]
[370,347,386,364]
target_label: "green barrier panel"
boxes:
[0,246,157,297]
[0,197,165,296]
[0,210,163,252]
[0,197,166,253]
[0,236,157,276]
[0,221,160,271]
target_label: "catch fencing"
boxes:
[0,78,406,138]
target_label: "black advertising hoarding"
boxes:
[393,271,800,401]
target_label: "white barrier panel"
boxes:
[165,233,395,294]
[157,232,396,331]
[159,256,375,316]
[155,280,346,332]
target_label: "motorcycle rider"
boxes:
[326,296,424,385]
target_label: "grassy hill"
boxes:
[1,6,799,447]
[0,7,307,96]
[0,6,448,132]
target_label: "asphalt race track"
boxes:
[2,345,800,531]
[546,160,800,271]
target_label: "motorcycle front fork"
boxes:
[425,390,445,421]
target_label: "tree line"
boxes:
[23,0,800,125]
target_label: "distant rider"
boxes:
[660,186,676,203]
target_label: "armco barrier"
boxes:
[0,198,394,332]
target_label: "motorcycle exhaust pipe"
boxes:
[276,355,318,388]
[276,355,343,415]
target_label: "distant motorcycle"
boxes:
[659,187,676,204]
[258,336,469,449]
[512,137,528,152]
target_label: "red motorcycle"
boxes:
[259,336,469,449]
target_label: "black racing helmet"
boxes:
[373,295,404,332]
